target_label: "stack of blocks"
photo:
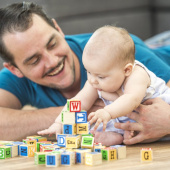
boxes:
[0,99,128,167]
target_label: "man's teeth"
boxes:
[48,62,64,76]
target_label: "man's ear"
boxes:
[124,63,133,76]
[51,18,65,37]
[3,62,24,78]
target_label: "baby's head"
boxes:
[82,26,135,92]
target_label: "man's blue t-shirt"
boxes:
[0,33,170,108]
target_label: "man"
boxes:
[0,2,170,142]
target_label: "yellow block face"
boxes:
[77,123,89,134]
[109,149,117,160]
[38,137,47,142]
[141,150,152,162]
[28,145,36,157]
[27,140,36,146]
[66,137,77,148]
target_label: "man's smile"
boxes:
[47,61,64,76]
[43,56,66,77]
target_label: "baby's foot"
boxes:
[124,130,135,140]
[93,131,123,146]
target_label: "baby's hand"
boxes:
[37,122,62,136]
[88,109,111,131]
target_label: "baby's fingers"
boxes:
[93,118,102,131]
[88,112,95,120]
[102,121,107,131]
[89,115,97,125]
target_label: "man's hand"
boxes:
[37,122,62,136]
[88,109,111,131]
[114,98,170,145]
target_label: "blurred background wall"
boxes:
[0,0,170,69]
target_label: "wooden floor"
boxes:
[1,141,170,170]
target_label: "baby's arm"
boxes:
[88,66,150,130]
[38,81,98,135]
[105,66,150,118]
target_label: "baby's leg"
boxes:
[92,131,123,146]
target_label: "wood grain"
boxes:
[1,141,170,170]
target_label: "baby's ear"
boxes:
[124,63,133,76]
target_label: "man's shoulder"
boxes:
[65,33,92,44]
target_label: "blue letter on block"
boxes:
[94,148,101,152]
[75,111,87,123]
[47,155,56,166]
[20,146,28,156]
[76,153,81,163]
[57,135,66,147]
[63,125,72,134]
[61,155,70,165]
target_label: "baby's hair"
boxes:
[85,25,135,67]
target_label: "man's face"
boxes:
[3,15,77,90]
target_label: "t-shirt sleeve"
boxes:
[0,68,34,106]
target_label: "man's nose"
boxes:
[44,51,59,68]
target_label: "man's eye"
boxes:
[30,57,40,65]
[48,42,56,50]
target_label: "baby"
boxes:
[38,26,170,146]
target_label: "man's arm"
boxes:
[0,89,63,141]
[114,98,170,144]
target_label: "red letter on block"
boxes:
[70,101,81,112]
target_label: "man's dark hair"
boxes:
[0,2,54,66]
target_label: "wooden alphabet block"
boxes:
[81,136,94,149]
[36,137,47,142]
[85,152,102,166]
[26,135,41,142]
[34,152,46,165]
[23,139,37,147]
[63,124,77,135]
[40,144,52,152]
[75,111,87,123]
[57,134,67,147]
[19,144,36,157]
[46,152,61,167]
[111,145,126,159]
[12,142,25,155]
[43,146,56,152]
[61,151,75,166]
[5,144,18,157]
[0,146,11,159]
[77,123,89,134]
[26,136,47,142]
[61,111,75,124]
[141,148,153,162]
[66,135,81,149]
[75,148,91,164]
[36,141,52,152]
[94,144,106,153]
[67,99,81,112]
[101,147,117,161]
